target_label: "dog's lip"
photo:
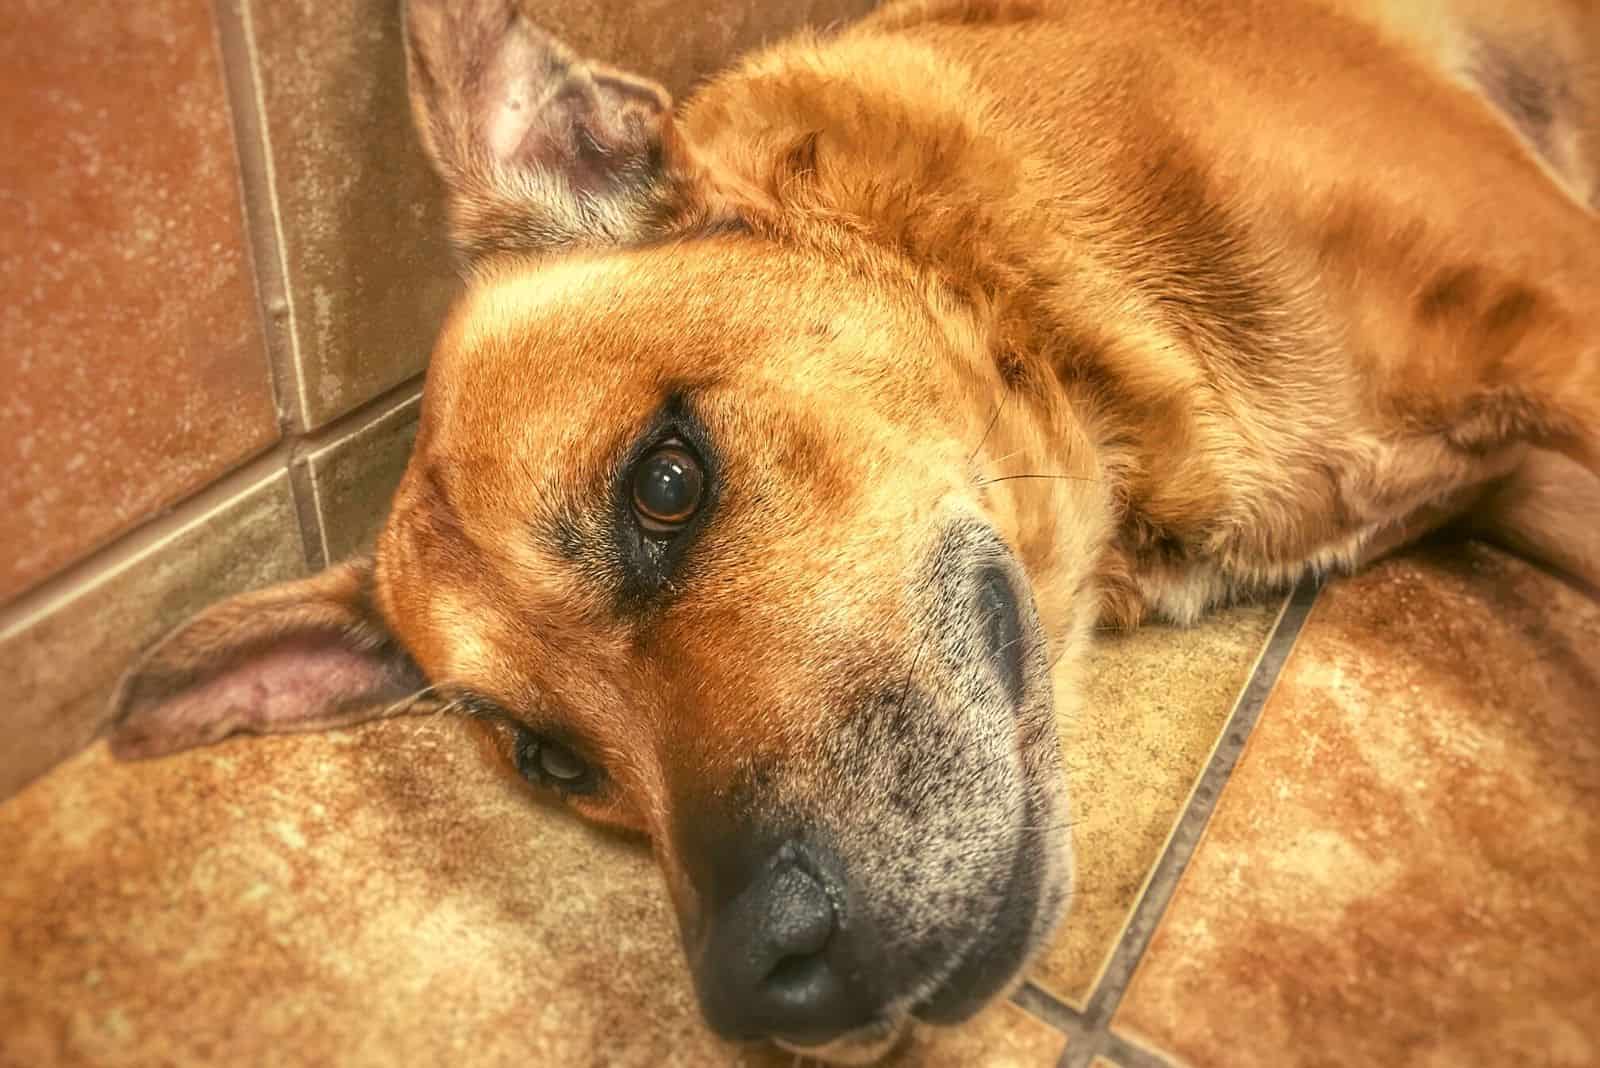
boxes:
[909,792,1046,1024]
[775,1016,905,1064]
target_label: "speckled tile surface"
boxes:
[0,0,279,599]
[243,0,458,428]
[1114,544,1600,1067]
[1035,600,1282,1006]
[1,470,304,800]
[0,717,1066,1067]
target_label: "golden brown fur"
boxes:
[109,0,1599,1060]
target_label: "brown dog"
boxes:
[106,0,1599,1061]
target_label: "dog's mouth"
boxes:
[776,1017,907,1066]
[774,594,1062,1066]
[911,792,1049,1023]
[771,817,1052,1064]
[678,533,1070,1062]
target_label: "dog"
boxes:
[105,0,1599,1061]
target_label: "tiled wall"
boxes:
[1,0,876,799]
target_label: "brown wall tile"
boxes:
[0,1,281,600]
[244,0,458,429]
[1,468,304,800]
[303,390,420,563]
[1115,545,1600,1067]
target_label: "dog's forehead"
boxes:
[376,240,981,705]
[427,241,935,405]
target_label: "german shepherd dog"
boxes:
[108,0,1598,1061]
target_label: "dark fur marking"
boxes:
[1417,266,1484,324]
[872,0,1044,31]
[550,509,587,562]
[1483,285,1539,335]
[1108,129,1297,394]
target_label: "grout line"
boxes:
[1012,980,1088,1032]
[0,451,292,641]
[1054,578,1321,1068]
[210,0,305,436]
[1057,1031,1105,1068]
[287,379,424,570]
[0,380,425,636]
[287,455,329,572]
[296,377,424,455]
[1101,1031,1180,1068]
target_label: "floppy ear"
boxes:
[403,0,715,263]
[108,558,428,760]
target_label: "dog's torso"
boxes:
[682,0,1600,623]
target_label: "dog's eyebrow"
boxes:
[439,688,513,722]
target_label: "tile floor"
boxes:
[1,541,1595,1067]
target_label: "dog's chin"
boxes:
[776,1017,908,1066]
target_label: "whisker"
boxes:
[990,634,1026,659]
[967,389,1010,466]
[978,445,1029,468]
[978,472,1099,486]
[379,682,444,719]
[897,625,936,728]
[895,539,967,726]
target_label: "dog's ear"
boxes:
[107,557,428,760]
[403,0,713,264]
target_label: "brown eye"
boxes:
[631,443,704,533]
[514,728,599,795]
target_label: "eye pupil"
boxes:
[632,444,704,530]
[538,740,587,782]
[515,731,595,792]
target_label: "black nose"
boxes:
[694,840,875,1045]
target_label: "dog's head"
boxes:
[109,1,1110,1060]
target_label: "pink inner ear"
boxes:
[110,639,408,760]
[485,30,543,162]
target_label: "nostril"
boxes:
[765,950,829,993]
[696,843,866,1044]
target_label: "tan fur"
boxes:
[109,0,1600,1060]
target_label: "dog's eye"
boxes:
[513,729,600,795]
[631,442,705,534]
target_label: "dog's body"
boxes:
[109,0,1599,1062]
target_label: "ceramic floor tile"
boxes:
[1114,543,1600,1067]
[1,469,304,800]
[1030,599,1282,1006]
[1,716,1067,1067]
[0,0,279,598]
